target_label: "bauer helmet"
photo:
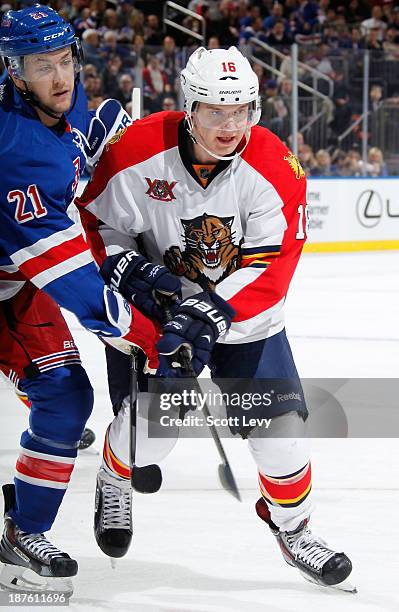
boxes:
[180,46,261,160]
[0,4,83,81]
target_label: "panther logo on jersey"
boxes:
[284,152,305,180]
[164,213,241,291]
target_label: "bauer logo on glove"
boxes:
[156,291,236,377]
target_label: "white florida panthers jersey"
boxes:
[77,111,308,344]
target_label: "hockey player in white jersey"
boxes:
[77,47,353,590]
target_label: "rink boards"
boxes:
[305,177,399,252]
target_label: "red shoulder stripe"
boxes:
[78,111,184,208]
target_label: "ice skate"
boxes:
[0,484,77,596]
[256,498,356,593]
[94,468,132,558]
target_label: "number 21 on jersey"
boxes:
[7,185,47,224]
[296,204,309,240]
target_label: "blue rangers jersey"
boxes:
[0,76,126,336]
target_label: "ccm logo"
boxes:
[184,298,228,336]
[44,32,64,41]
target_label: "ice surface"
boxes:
[1,251,398,611]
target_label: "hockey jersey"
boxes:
[77,112,308,344]
[0,76,123,336]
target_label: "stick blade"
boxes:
[218,463,241,502]
[131,464,162,493]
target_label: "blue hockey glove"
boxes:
[85,99,132,170]
[100,250,182,322]
[156,292,236,377]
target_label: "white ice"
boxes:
[1,251,398,612]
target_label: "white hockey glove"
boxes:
[85,99,132,171]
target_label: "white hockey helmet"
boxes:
[180,46,261,160]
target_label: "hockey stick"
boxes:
[129,345,162,493]
[160,298,241,502]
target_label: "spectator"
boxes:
[73,8,96,38]
[115,73,134,108]
[143,55,168,112]
[344,0,369,24]
[81,29,105,72]
[118,0,135,33]
[278,51,306,83]
[387,6,399,31]
[365,27,383,50]
[252,63,268,92]
[98,8,120,38]
[239,3,261,29]
[383,26,399,60]
[156,36,183,90]
[331,150,353,177]
[144,14,163,46]
[310,44,335,78]
[261,79,290,139]
[367,147,388,177]
[263,3,286,33]
[287,131,305,152]
[239,16,266,44]
[82,63,98,80]
[208,0,240,47]
[330,70,352,135]
[361,5,387,41]
[346,148,362,176]
[311,149,334,176]
[88,0,107,29]
[130,34,147,70]
[129,9,145,38]
[266,19,292,49]
[101,30,130,62]
[162,96,177,111]
[102,54,123,99]
[279,78,293,107]
[369,84,384,112]
[340,25,366,50]
[208,35,221,49]
[298,144,316,176]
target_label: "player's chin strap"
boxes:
[185,114,252,162]
[14,77,79,122]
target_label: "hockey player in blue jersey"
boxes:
[0,5,167,594]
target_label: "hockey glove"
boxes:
[100,250,182,322]
[97,286,160,373]
[156,292,236,377]
[85,99,132,171]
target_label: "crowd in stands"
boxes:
[1,0,398,175]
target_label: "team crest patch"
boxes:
[105,128,127,149]
[145,178,177,202]
[284,152,305,180]
[164,213,241,291]
[30,12,48,20]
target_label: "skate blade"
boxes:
[300,571,357,593]
[110,558,117,570]
[0,563,73,596]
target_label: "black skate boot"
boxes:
[0,484,77,595]
[256,498,355,592]
[94,468,132,558]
